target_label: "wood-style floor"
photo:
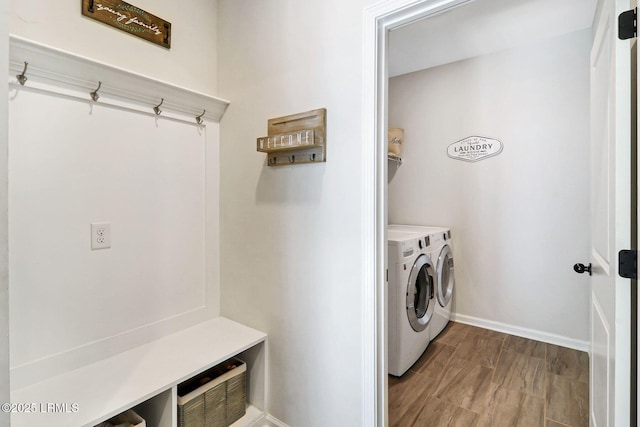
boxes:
[389,322,589,427]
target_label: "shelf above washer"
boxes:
[388,153,403,165]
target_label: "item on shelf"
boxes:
[177,357,247,427]
[95,409,145,427]
[388,127,404,157]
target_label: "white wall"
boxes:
[1,0,10,424]
[9,89,219,387]
[8,89,218,387]
[7,1,222,389]
[217,0,376,425]
[388,29,591,345]
[10,0,217,94]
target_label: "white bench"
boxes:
[10,317,267,427]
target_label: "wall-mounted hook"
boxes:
[309,153,316,162]
[269,157,277,165]
[16,61,28,86]
[195,110,206,125]
[90,81,102,102]
[289,155,296,163]
[153,98,164,115]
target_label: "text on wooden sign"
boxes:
[257,130,315,152]
[82,0,171,49]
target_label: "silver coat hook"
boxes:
[16,61,28,86]
[195,110,206,125]
[153,98,164,115]
[90,81,102,102]
[289,155,296,163]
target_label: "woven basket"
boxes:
[388,127,404,156]
[177,358,246,427]
[96,409,146,427]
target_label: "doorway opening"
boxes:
[362,0,634,425]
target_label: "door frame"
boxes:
[361,0,475,424]
[0,0,9,425]
[361,0,634,425]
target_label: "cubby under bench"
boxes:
[10,317,267,427]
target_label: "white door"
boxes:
[590,0,634,426]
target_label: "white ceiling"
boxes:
[388,0,598,77]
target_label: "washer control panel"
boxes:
[400,239,421,259]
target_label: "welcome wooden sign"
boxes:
[82,0,171,49]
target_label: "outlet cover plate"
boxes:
[91,222,111,250]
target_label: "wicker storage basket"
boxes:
[388,127,404,156]
[96,408,146,427]
[177,357,246,427]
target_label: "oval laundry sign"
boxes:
[447,136,503,162]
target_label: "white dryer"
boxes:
[389,225,455,340]
[387,228,436,377]
[427,228,454,339]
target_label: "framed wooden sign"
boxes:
[82,0,171,49]
[256,109,327,166]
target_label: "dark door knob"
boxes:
[573,263,592,276]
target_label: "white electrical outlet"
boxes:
[91,222,111,250]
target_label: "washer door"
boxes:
[436,245,454,307]
[406,254,435,332]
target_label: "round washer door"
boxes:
[436,245,454,307]
[406,254,435,332]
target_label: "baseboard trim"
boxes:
[249,414,289,427]
[451,313,590,353]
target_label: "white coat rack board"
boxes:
[256,108,327,166]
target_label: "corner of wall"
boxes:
[206,121,221,316]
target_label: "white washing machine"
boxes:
[387,228,436,376]
[389,225,454,340]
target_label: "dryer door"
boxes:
[406,254,435,332]
[436,245,454,307]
